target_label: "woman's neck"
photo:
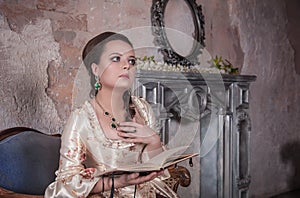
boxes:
[94,88,130,121]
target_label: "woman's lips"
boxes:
[119,73,129,79]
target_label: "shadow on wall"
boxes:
[285,0,300,75]
[280,141,300,190]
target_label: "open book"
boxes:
[97,146,199,177]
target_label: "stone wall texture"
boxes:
[0,0,299,197]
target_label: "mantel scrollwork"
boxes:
[236,105,251,133]
[236,175,251,190]
[164,86,210,121]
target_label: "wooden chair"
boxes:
[165,166,191,193]
[0,127,190,197]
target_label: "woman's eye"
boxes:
[128,58,136,66]
[111,56,121,62]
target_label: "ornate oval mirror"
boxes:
[151,0,205,67]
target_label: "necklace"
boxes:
[94,99,118,129]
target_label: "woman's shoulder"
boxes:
[62,100,96,137]
[71,100,93,114]
[131,96,150,109]
[131,96,159,131]
[66,100,96,124]
[130,96,153,118]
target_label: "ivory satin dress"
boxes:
[44,96,178,198]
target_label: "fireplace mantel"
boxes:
[133,69,256,198]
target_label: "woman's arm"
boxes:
[116,96,164,158]
[45,111,99,198]
[91,171,163,194]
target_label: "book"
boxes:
[96,146,199,177]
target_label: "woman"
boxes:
[45,32,177,197]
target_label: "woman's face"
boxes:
[92,40,136,92]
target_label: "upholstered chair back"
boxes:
[0,128,61,195]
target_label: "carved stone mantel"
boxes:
[133,69,256,198]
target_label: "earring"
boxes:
[94,76,102,91]
[128,89,132,96]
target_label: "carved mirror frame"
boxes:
[151,0,205,67]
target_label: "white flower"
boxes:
[136,57,221,74]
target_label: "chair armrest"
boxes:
[164,165,191,192]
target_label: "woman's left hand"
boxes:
[116,122,161,150]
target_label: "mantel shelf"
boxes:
[135,69,257,83]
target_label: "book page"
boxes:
[144,146,189,166]
[96,146,197,176]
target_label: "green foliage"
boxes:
[140,55,156,63]
[211,55,239,74]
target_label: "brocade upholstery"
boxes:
[0,129,61,195]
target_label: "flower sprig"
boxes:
[139,55,156,63]
[210,55,239,74]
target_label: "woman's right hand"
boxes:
[117,122,162,152]
[114,171,163,189]
[92,171,163,193]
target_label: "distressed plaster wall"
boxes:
[228,0,300,197]
[0,0,153,133]
[0,15,63,133]
[0,0,299,197]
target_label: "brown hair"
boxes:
[82,32,133,96]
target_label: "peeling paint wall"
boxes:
[0,0,299,197]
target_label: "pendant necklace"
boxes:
[94,99,118,129]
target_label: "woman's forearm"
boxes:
[91,176,112,194]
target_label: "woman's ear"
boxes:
[91,63,99,76]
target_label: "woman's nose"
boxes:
[122,62,130,70]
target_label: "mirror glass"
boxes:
[151,0,205,66]
[164,0,195,57]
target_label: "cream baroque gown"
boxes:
[44,96,178,198]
